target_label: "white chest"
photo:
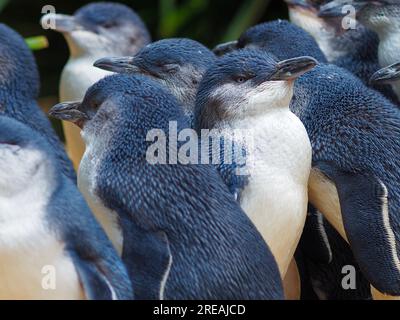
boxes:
[78,141,123,255]
[233,111,311,276]
[60,57,112,101]
[0,191,83,299]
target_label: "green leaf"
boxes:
[222,0,271,42]
[159,0,209,38]
[0,0,9,12]
[26,36,49,51]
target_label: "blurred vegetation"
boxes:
[0,0,288,99]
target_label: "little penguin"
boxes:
[0,115,132,300]
[48,73,284,300]
[195,49,315,280]
[0,23,76,181]
[93,38,216,123]
[41,2,151,169]
[319,0,400,99]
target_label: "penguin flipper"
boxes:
[300,205,333,264]
[68,250,128,300]
[315,161,400,295]
[121,220,172,300]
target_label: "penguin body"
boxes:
[42,2,151,169]
[195,50,315,277]
[0,116,132,300]
[49,74,284,300]
[0,24,76,181]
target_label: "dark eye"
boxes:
[235,76,247,83]
[102,21,118,29]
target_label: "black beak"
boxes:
[49,101,88,128]
[41,14,83,33]
[370,63,400,85]
[212,41,239,56]
[270,56,318,81]
[94,56,142,74]
[318,1,370,18]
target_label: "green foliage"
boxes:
[25,36,49,51]
[0,0,8,12]
[222,0,271,42]
[159,0,209,38]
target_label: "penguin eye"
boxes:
[234,76,247,83]
[102,21,118,29]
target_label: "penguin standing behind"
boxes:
[284,0,398,103]
[0,116,132,300]
[41,2,151,169]
[0,24,75,181]
[94,38,216,124]
[49,74,284,300]
[195,49,315,282]
[319,0,400,99]
[371,62,400,91]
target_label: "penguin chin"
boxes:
[247,81,293,112]
[64,30,113,58]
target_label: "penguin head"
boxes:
[213,20,327,63]
[49,74,188,149]
[0,24,39,101]
[93,38,216,109]
[0,116,56,194]
[195,49,317,128]
[285,0,344,44]
[319,0,400,34]
[42,2,151,57]
[370,62,400,85]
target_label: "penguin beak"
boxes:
[285,0,313,9]
[370,63,400,85]
[212,41,239,56]
[49,101,88,129]
[318,0,364,17]
[41,14,83,33]
[270,56,318,81]
[93,56,140,74]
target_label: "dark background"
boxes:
[1,0,288,103]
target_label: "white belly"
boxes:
[0,204,84,299]
[0,239,84,300]
[234,111,311,277]
[308,168,347,241]
[78,147,123,255]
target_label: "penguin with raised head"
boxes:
[0,23,75,181]
[0,115,132,300]
[41,2,151,169]
[49,73,284,300]
[195,49,315,284]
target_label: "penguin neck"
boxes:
[377,29,400,67]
